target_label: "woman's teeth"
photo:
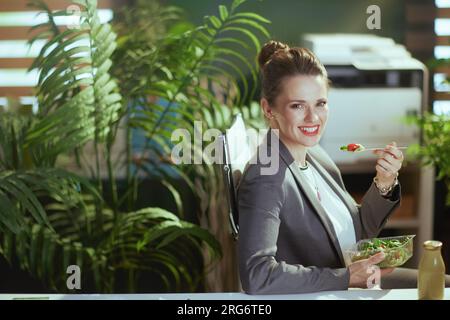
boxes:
[299,125,319,134]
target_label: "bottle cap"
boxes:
[423,240,443,250]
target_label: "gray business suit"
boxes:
[237,130,401,294]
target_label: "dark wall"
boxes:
[434,178,450,274]
[166,0,406,45]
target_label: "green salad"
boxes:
[350,236,414,268]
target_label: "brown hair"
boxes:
[258,40,328,105]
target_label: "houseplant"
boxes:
[0,0,269,292]
[110,0,269,291]
[407,112,450,205]
[407,56,450,206]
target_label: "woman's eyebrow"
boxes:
[288,98,327,103]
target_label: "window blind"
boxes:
[434,0,450,115]
[0,0,119,108]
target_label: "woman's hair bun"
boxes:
[258,40,290,69]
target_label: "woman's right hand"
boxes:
[348,252,394,288]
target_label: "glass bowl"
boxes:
[345,235,415,268]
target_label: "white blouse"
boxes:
[299,162,356,255]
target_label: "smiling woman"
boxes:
[258,42,330,167]
[262,74,329,161]
[234,40,450,295]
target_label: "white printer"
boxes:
[303,34,428,172]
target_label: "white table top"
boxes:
[1,288,449,300]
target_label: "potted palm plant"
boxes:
[0,0,269,292]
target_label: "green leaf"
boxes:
[219,5,228,21]
[203,56,249,104]
[0,175,49,228]
[231,12,271,24]
[231,0,246,12]
[204,26,217,37]
[213,37,250,50]
[225,18,271,38]
[0,192,22,233]
[209,15,222,29]
[221,26,261,52]
[161,180,183,218]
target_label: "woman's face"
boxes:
[262,74,329,149]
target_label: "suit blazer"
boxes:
[237,129,401,294]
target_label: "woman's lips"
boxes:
[299,125,320,136]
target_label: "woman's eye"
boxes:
[317,101,327,107]
[292,104,305,110]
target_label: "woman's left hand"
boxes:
[372,141,404,188]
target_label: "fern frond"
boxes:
[26,0,123,165]
[0,168,99,234]
[106,207,221,292]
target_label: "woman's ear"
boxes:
[261,98,274,119]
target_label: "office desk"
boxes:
[1,288,449,300]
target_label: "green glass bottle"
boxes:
[418,240,445,300]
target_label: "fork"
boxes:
[355,146,408,152]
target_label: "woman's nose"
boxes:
[304,107,319,122]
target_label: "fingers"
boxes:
[376,164,395,179]
[377,158,401,173]
[348,252,392,288]
[376,161,399,180]
[387,142,403,160]
[373,149,399,160]
[381,153,401,167]
[380,267,395,276]
[373,142,404,160]
[373,142,404,179]
[367,252,385,265]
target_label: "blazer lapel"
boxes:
[267,131,346,265]
[288,162,346,265]
[306,152,362,242]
